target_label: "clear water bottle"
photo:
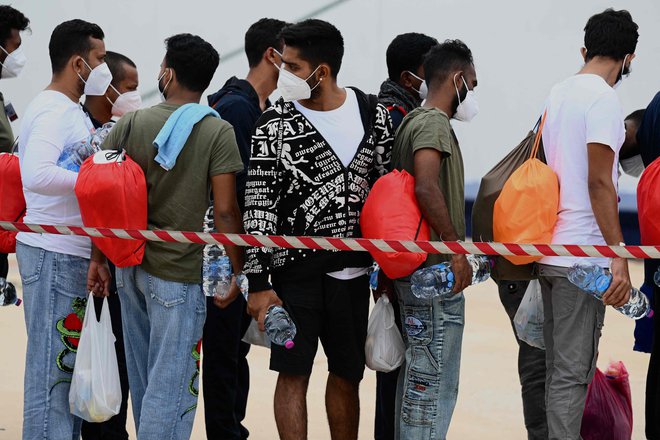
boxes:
[0,279,21,306]
[264,305,296,349]
[57,140,99,172]
[411,255,492,300]
[236,273,249,301]
[202,251,232,298]
[89,123,113,149]
[568,264,653,320]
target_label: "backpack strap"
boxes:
[530,111,547,160]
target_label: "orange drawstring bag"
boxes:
[493,111,559,265]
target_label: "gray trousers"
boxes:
[498,280,548,440]
[538,264,605,440]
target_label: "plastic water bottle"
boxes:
[264,305,296,349]
[236,273,249,301]
[568,264,653,320]
[0,279,21,306]
[411,255,493,299]
[202,251,232,298]
[57,140,98,172]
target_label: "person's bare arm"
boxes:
[87,244,111,297]
[211,173,245,309]
[587,143,631,307]
[413,148,472,293]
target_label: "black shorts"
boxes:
[270,271,370,382]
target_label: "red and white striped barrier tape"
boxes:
[1,221,657,259]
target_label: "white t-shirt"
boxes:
[295,88,369,280]
[17,90,94,258]
[539,74,625,268]
[294,87,365,167]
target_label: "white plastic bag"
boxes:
[514,280,545,350]
[242,318,271,348]
[69,293,122,422]
[365,296,405,372]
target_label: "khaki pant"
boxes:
[538,264,606,440]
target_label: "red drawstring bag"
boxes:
[581,361,633,440]
[0,152,26,253]
[638,157,660,245]
[75,150,147,267]
[360,170,430,279]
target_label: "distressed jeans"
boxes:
[116,266,206,440]
[17,242,88,440]
[394,278,465,440]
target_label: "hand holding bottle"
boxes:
[603,258,631,308]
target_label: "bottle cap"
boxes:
[15,298,21,306]
[648,309,655,318]
[285,340,295,350]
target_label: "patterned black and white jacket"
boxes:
[243,88,394,292]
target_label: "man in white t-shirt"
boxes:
[16,19,112,439]
[538,9,639,439]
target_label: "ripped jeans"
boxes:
[394,278,465,440]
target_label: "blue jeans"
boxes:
[394,278,465,440]
[16,242,88,440]
[115,266,206,440]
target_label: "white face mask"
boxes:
[620,154,645,178]
[0,44,27,79]
[613,54,630,90]
[453,74,479,122]
[107,85,142,118]
[407,71,428,100]
[158,69,172,102]
[276,64,321,102]
[79,59,113,96]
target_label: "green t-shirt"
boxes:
[391,107,465,267]
[0,92,14,152]
[101,103,243,283]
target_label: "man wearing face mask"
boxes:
[0,5,29,314]
[619,109,645,178]
[16,19,111,439]
[98,34,244,439]
[0,5,29,150]
[378,33,438,132]
[243,19,393,440]
[390,39,477,439]
[79,49,138,440]
[537,9,638,439]
[373,31,437,440]
[204,17,288,440]
[83,51,140,126]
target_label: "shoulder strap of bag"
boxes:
[530,110,547,160]
[10,136,18,154]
